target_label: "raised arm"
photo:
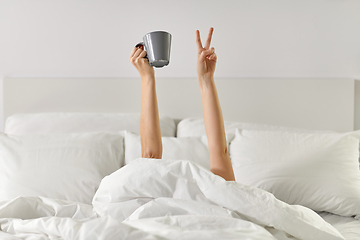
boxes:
[129,46,162,159]
[196,28,235,181]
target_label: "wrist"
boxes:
[141,73,155,83]
[198,71,214,80]
[198,74,215,89]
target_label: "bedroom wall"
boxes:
[0,0,360,131]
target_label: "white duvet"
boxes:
[0,158,346,240]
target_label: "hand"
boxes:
[196,27,217,79]
[129,45,155,79]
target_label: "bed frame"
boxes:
[4,78,354,132]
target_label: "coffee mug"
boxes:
[135,31,172,68]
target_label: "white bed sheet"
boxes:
[0,158,356,240]
[320,212,360,240]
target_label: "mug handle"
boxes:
[135,42,148,59]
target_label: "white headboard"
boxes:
[4,78,354,132]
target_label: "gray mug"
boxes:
[135,31,172,68]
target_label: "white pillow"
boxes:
[124,131,210,170]
[5,113,176,137]
[230,129,360,218]
[0,132,124,204]
[177,118,332,138]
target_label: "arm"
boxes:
[129,46,162,159]
[196,28,235,181]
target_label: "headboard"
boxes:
[4,78,354,132]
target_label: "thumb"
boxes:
[199,48,215,61]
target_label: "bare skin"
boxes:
[129,45,162,159]
[196,28,235,181]
[129,28,235,181]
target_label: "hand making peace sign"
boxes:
[196,27,217,79]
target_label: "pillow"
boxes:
[5,113,176,137]
[177,118,333,138]
[124,131,211,169]
[0,132,124,204]
[230,129,360,218]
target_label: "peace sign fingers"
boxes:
[196,27,217,77]
[196,27,214,53]
[204,27,214,50]
[196,30,204,53]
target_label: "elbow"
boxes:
[223,146,229,156]
[209,145,229,158]
[209,147,235,181]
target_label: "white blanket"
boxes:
[0,158,345,240]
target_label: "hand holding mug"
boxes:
[135,31,172,68]
[129,45,154,78]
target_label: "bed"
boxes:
[0,78,359,240]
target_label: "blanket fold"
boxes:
[0,158,345,240]
[92,158,344,240]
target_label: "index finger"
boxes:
[204,27,214,50]
[129,47,138,58]
[196,30,203,51]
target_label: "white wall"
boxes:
[1,0,360,130]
